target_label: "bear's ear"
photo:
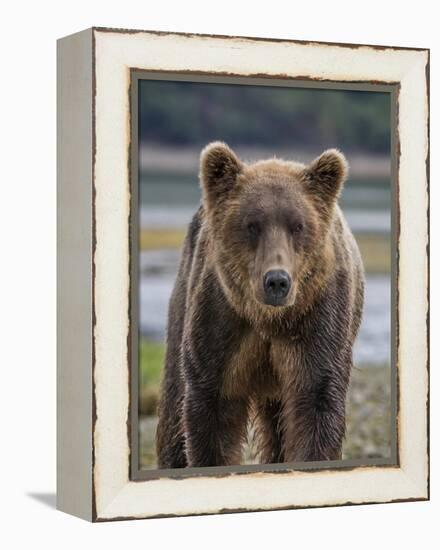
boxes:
[200,142,242,205]
[304,149,348,204]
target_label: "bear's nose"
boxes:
[263,269,291,304]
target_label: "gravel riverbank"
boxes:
[139,364,391,469]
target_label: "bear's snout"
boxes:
[263,269,291,306]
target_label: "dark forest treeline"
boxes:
[139,80,391,154]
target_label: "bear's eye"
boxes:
[247,221,261,238]
[290,222,304,234]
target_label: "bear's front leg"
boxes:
[183,382,248,467]
[274,340,352,462]
[179,272,250,467]
[281,368,349,462]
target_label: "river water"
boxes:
[140,248,390,367]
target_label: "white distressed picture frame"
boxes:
[57,27,429,522]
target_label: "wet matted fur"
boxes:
[156,142,364,468]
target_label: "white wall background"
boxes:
[0,1,437,547]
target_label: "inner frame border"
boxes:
[129,69,400,482]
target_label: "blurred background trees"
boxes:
[139,80,390,153]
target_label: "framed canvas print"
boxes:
[57,27,429,522]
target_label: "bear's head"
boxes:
[199,142,348,315]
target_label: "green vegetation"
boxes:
[140,80,391,153]
[139,339,164,416]
[140,339,164,386]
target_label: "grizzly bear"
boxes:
[156,142,364,468]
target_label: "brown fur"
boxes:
[156,142,364,468]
